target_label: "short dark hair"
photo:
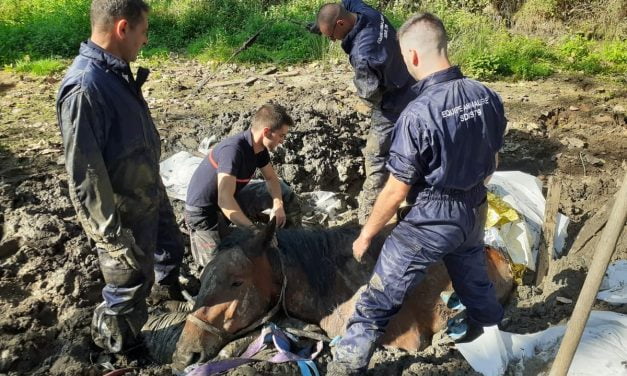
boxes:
[398,12,448,51]
[90,0,150,30]
[252,103,294,132]
[317,3,349,26]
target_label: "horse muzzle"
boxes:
[171,334,224,373]
[171,316,228,372]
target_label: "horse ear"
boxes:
[217,212,233,239]
[262,216,277,246]
[249,216,277,255]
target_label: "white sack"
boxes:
[457,311,627,376]
[487,171,570,270]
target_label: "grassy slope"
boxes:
[0,0,625,79]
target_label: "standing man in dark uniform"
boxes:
[328,13,508,374]
[315,0,416,224]
[57,0,184,353]
[185,103,301,267]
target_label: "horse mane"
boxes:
[274,226,360,298]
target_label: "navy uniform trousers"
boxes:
[334,185,504,371]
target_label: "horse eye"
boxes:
[231,281,243,288]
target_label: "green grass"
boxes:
[1,0,625,79]
[7,56,66,75]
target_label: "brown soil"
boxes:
[0,59,626,376]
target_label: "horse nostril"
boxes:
[187,351,210,366]
[172,349,203,372]
[189,351,202,365]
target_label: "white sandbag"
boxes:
[487,171,570,270]
[597,260,627,304]
[301,191,344,220]
[457,311,627,376]
[159,151,203,201]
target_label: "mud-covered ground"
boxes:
[1,59,626,376]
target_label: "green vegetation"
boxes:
[1,0,625,79]
[7,56,66,76]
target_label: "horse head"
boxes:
[171,218,283,371]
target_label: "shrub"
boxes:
[0,0,624,79]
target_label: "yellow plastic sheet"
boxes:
[485,192,520,228]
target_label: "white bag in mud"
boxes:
[160,151,203,201]
[597,260,627,304]
[456,311,627,376]
[486,171,570,270]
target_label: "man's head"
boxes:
[251,103,293,151]
[397,13,450,80]
[316,3,355,42]
[90,0,150,63]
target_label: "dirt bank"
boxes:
[0,60,626,375]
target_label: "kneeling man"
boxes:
[185,103,301,266]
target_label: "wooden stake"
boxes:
[201,76,259,90]
[535,176,561,286]
[548,171,627,376]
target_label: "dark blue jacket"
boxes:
[341,0,415,121]
[57,41,181,261]
[386,67,507,200]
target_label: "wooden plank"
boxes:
[571,196,614,254]
[535,176,561,286]
[194,71,300,93]
[260,66,278,75]
[202,76,258,89]
[549,171,627,376]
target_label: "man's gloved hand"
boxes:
[306,22,321,35]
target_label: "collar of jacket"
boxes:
[81,40,150,91]
[245,128,254,149]
[341,13,369,54]
[411,66,464,96]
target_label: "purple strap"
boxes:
[186,323,323,376]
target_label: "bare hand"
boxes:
[352,235,371,263]
[272,206,287,228]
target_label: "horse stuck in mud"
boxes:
[141,218,514,371]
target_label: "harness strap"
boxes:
[207,149,252,184]
[186,263,287,342]
[185,315,229,342]
[185,323,323,376]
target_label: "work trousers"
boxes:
[334,185,504,371]
[358,109,395,224]
[92,193,184,352]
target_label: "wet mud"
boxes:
[0,62,626,375]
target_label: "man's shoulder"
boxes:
[219,131,248,148]
[343,0,377,15]
[58,56,110,102]
[459,77,501,98]
[349,30,386,66]
[215,132,248,158]
[397,99,429,125]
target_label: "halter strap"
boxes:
[186,246,288,341]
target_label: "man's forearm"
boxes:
[266,177,284,209]
[361,177,409,240]
[218,196,255,229]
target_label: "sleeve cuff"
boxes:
[386,154,420,185]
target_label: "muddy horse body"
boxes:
[169,222,513,370]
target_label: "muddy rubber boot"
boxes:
[453,323,485,344]
[91,302,144,353]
